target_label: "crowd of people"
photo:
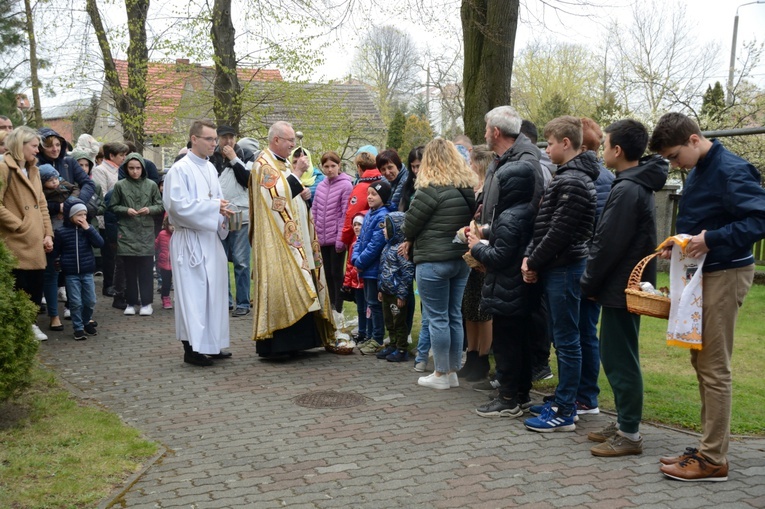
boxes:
[2,107,765,484]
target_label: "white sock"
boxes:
[617,429,641,441]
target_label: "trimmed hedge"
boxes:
[0,237,39,402]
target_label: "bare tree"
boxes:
[608,0,719,117]
[210,0,241,131]
[86,0,149,150]
[352,25,420,123]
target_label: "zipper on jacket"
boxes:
[76,227,80,273]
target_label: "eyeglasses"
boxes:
[195,136,218,143]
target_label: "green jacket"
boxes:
[108,169,163,257]
[404,185,475,264]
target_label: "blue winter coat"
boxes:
[378,212,414,300]
[37,127,96,204]
[351,205,388,280]
[52,199,104,275]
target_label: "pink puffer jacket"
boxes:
[313,172,353,249]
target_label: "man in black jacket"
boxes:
[522,116,598,433]
[581,119,668,456]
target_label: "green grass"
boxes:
[0,367,158,509]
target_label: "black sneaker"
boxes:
[112,299,128,310]
[475,397,523,418]
[84,323,98,336]
[472,379,500,394]
[73,330,87,341]
[532,365,554,382]
[184,351,213,366]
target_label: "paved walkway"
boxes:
[37,291,765,509]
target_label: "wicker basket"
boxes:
[325,344,355,355]
[624,252,670,319]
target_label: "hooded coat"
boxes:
[108,153,164,256]
[53,198,104,275]
[470,159,537,316]
[341,167,382,247]
[581,155,669,307]
[313,171,353,249]
[37,127,96,204]
[525,150,599,272]
[378,211,414,300]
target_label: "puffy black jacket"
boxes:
[471,159,537,316]
[526,151,599,272]
[480,133,543,223]
[580,155,668,307]
[37,127,96,205]
[52,199,105,275]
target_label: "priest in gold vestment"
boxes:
[248,121,334,356]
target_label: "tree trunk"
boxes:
[211,0,241,132]
[461,0,519,142]
[86,0,148,152]
[23,0,42,128]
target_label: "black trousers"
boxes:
[320,245,346,313]
[492,314,533,401]
[159,268,173,298]
[122,256,154,306]
[100,231,115,288]
[12,268,44,305]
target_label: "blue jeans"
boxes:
[578,297,602,409]
[542,259,585,416]
[221,226,251,310]
[363,278,384,342]
[353,288,369,340]
[415,305,431,364]
[65,273,96,331]
[44,253,59,317]
[416,260,470,373]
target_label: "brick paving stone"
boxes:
[34,297,765,509]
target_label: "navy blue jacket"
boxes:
[37,127,96,204]
[52,199,105,275]
[676,139,765,272]
[352,205,388,280]
[378,212,414,300]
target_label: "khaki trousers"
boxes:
[692,265,753,465]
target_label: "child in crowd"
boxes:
[155,214,174,309]
[342,213,369,342]
[108,153,163,316]
[375,211,414,362]
[40,163,79,229]
[52,200,104,340]
[352,180,391,354]
[341,151,382,248]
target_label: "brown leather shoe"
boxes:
[659,447,699,465]
[660,453,728,482]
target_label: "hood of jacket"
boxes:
[123,152,147,180]
[385,211,406,244]
[556,150,600,182]
[494,160,536,213]
[615,154,668,192]
[62,197,86,228]
[38,127,68,164]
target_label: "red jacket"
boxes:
[340,169,382,247]
[343,241,364,290]
[154,229,172,271]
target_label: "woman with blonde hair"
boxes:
[404,138,478,390]
[0,126,53,340]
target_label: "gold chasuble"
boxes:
[248,150,334,343]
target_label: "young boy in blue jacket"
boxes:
[352,180,391,354]
[650,112,765,482]
[53,199,104,340]
[375,211,414,362]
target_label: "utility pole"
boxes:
[727,1,765,106]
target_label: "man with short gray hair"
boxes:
[0,115,13,131]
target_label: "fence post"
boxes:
[655,183,680,271]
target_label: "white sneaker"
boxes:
[58,287,67,301]
[63,308,71,319]
[124,306,136,316]
[139,304,153,316]
[407,335,413,344]
[383,336,390,345]
[448,372,459,388]
[41,296,46,305]
[417,372,450,390]
[32,324,47,341]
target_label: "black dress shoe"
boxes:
[208,351,232,359]
[103,286,116,297]
[112,299,128,310]
[49,323,64,332]
[184,351,213,366]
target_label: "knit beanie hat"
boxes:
[68,202,87,218]
[369,179,391,204]
[352,214,364,226]
[38,164,59,183]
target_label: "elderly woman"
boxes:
[0,127,53,340]
[404,138,477,390]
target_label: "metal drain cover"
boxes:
[294,390,367,408]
